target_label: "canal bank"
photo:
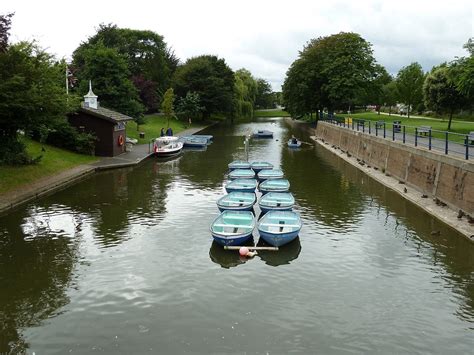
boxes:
[312,121,474,241]
[0,125,212,215]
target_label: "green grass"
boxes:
[127,115,189,144]
[254,109,291,118]
[0,139,98,195]
[338,112,474,143]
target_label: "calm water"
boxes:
[1,118,473,354]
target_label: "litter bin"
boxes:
[139,132,145,139]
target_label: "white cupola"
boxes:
[84,80,98,109]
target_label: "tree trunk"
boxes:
[389,106,392,116]
[407,102,411,118]
[448,109,453,131]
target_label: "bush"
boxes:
[0,136,42,165]
[44,120,96,155]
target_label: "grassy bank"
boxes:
[337,112,474,143]
[254,109,291,118]
[127,114,188,144]
[0,140,98,195]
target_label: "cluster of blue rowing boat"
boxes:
[210,160,302,247]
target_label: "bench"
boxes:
[418,126,431,136]
[356,120,365,129]
[468,131,474,145]
[375,121,385,128]
[393,121,401,133]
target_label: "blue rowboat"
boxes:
[258,192,295,213]
[251,161,273,173]
[225,179,257,193]
[179,135,213,143]
[211,210,255,246]
[228,160,251,170]
[217,192,256,212]
[229,169,255,180]
[259,179,290,194]
[287,139,301,148]
[193,134,213,142]
[180,136,208,147]
[257,211,302,247]
[257,169,284,181]
[253,130,273,138]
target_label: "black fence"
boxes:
[321,117,474,160]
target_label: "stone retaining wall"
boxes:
[315,122,474,214]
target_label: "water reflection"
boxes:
[257,237,301,266]
[314,130,474,323]
[0,207,79,354]
[0,117,473,353]
[281,142,366,232]
[209,241,253,269]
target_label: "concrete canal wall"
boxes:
[313,121,474,240]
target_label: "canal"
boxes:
[1,118,473,354]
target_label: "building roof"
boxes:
[79,103,134,123]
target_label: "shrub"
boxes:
[45,120,96,155]
[0,136,42,165]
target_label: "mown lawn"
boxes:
[0,139,98,195]
[338,112,474,143]
[254,109,291,118]
[127,114,189,144]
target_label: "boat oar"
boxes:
[299,141,313,146]
[224,246,279,251]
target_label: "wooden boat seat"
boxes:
[214,223,251,228]
[261,223,301,228]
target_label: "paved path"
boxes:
[92,125,209,170]
[0,125,213,214]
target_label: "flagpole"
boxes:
[65,63,69,96]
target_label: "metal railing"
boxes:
[321,117,473,160]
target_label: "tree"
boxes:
[175,91,203,122]
[132,74,159,112]
[173,55,234,119]
[73,24,178,112]
[452,38,474,103]
[363,64,391,114]
[382,81,398,115]
[73,43,144,119]
[234,69,258,118]
[0,13,13,53]
[283,32,378,118]
[161,88,175,128]
[423,66,466,130]
[0,41,74,164]
[255,78,275,109]
[395,62,424,118]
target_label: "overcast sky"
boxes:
[6,0,473,90]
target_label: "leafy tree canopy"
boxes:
[395,62,425,117]
[175,91,203,121]
[424,65,468,129]
[234,69,258,118]
[0,13,14,53]
[74,42,144,119]
[172,55,234,118]
[161,88,175,128]
[73,24,178,111]
[283,32,378,117]
[255,78,275,109]
[0,41,75,163]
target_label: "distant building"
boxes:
[68,82,134,156]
